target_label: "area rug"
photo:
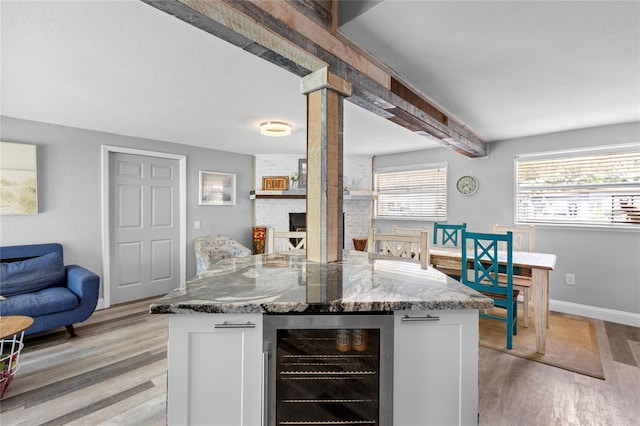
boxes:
[479,309,605,379]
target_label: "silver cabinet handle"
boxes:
[401,314,440,322]
[214,321,256,329]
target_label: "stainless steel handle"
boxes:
[262,351,269,426]
[214,321,256,329]
[401,314,440,322]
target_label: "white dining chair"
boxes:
[493,224,535,327]
[392,225,430,265]
[368,228,429,269]
[493,224,534,252]
[266,228,307,253]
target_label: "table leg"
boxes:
[522,289,529,328]
[547,285,550,328]
[532,268,549,354]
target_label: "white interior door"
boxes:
[109,152,180,304]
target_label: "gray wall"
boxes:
[3,116,638,315]
[374,121,640,315]
[0,116,254,293]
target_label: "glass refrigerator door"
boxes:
[275,327,381,425]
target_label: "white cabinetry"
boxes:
[166,310,479,425]
[167,314,263,426]
[393,310,479,426]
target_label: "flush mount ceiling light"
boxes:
[260,121,292,137]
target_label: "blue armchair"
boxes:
[0,243,100,337]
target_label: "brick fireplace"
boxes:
[253,154,373,252]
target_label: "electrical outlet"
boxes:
[566,273,576,285]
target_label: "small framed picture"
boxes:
[298,159,307,188]
[199,171,236,205]
[262,176,289,190]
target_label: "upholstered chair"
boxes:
[194,235,252,276]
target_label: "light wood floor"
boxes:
[0,299,167,426]
[1,299,639,425]
[478,316,640,426]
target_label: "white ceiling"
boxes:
[339,0,640,142]
[2,1,638,157]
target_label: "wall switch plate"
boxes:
[565,273,576,285]
[194,220,201,230]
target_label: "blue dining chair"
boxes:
[461,230,518,349]
[432,222,467,247]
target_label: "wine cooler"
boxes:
[263,314,394,425]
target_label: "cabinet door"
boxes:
[167,314,264,426]
[393,310,479,426]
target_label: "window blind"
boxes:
[515,144,640,227]
[375,163,447,220]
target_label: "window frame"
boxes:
[514,143,640,229]
[374,162,448,221]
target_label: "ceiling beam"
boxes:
[142,0,487,157]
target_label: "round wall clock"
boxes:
[456,175,479,195]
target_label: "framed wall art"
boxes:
[199,171,236,205]
[298,159,307,188]
[0,141,38,214]
[262,176,289,190]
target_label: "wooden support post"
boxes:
[302,68,352,263]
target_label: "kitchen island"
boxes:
[151,250,492,425]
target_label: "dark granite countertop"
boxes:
[150,250,493,314]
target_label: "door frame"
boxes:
[101,145,187,309]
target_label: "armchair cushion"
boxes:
[0,252,65,297]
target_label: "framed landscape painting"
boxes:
[199,171,236,205]
[0,142,38,214]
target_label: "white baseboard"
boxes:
[550,299,640,327]
[96,298,105,311]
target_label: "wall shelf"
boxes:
[250,190,377,200]
[250,190,306,199]
[344,190,378,200]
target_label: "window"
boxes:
[374,163,447,220]
[515,144,640,227]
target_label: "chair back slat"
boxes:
[462,231,513,293]
[471,237,505,293]
[368,229,429,269]
[492,224,534,252]
[391,225,429,262]
[266,228,307,253]
[433,222,467,247]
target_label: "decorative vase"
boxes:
[353,237,367,251]
[252,226,266,254]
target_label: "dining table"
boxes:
[429,246,557,354]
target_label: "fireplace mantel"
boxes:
[250,190,306,199]
[250,190,377,200]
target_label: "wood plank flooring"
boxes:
[1,299,639,425]
[1,299,167,426]
[478,316,640,426]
